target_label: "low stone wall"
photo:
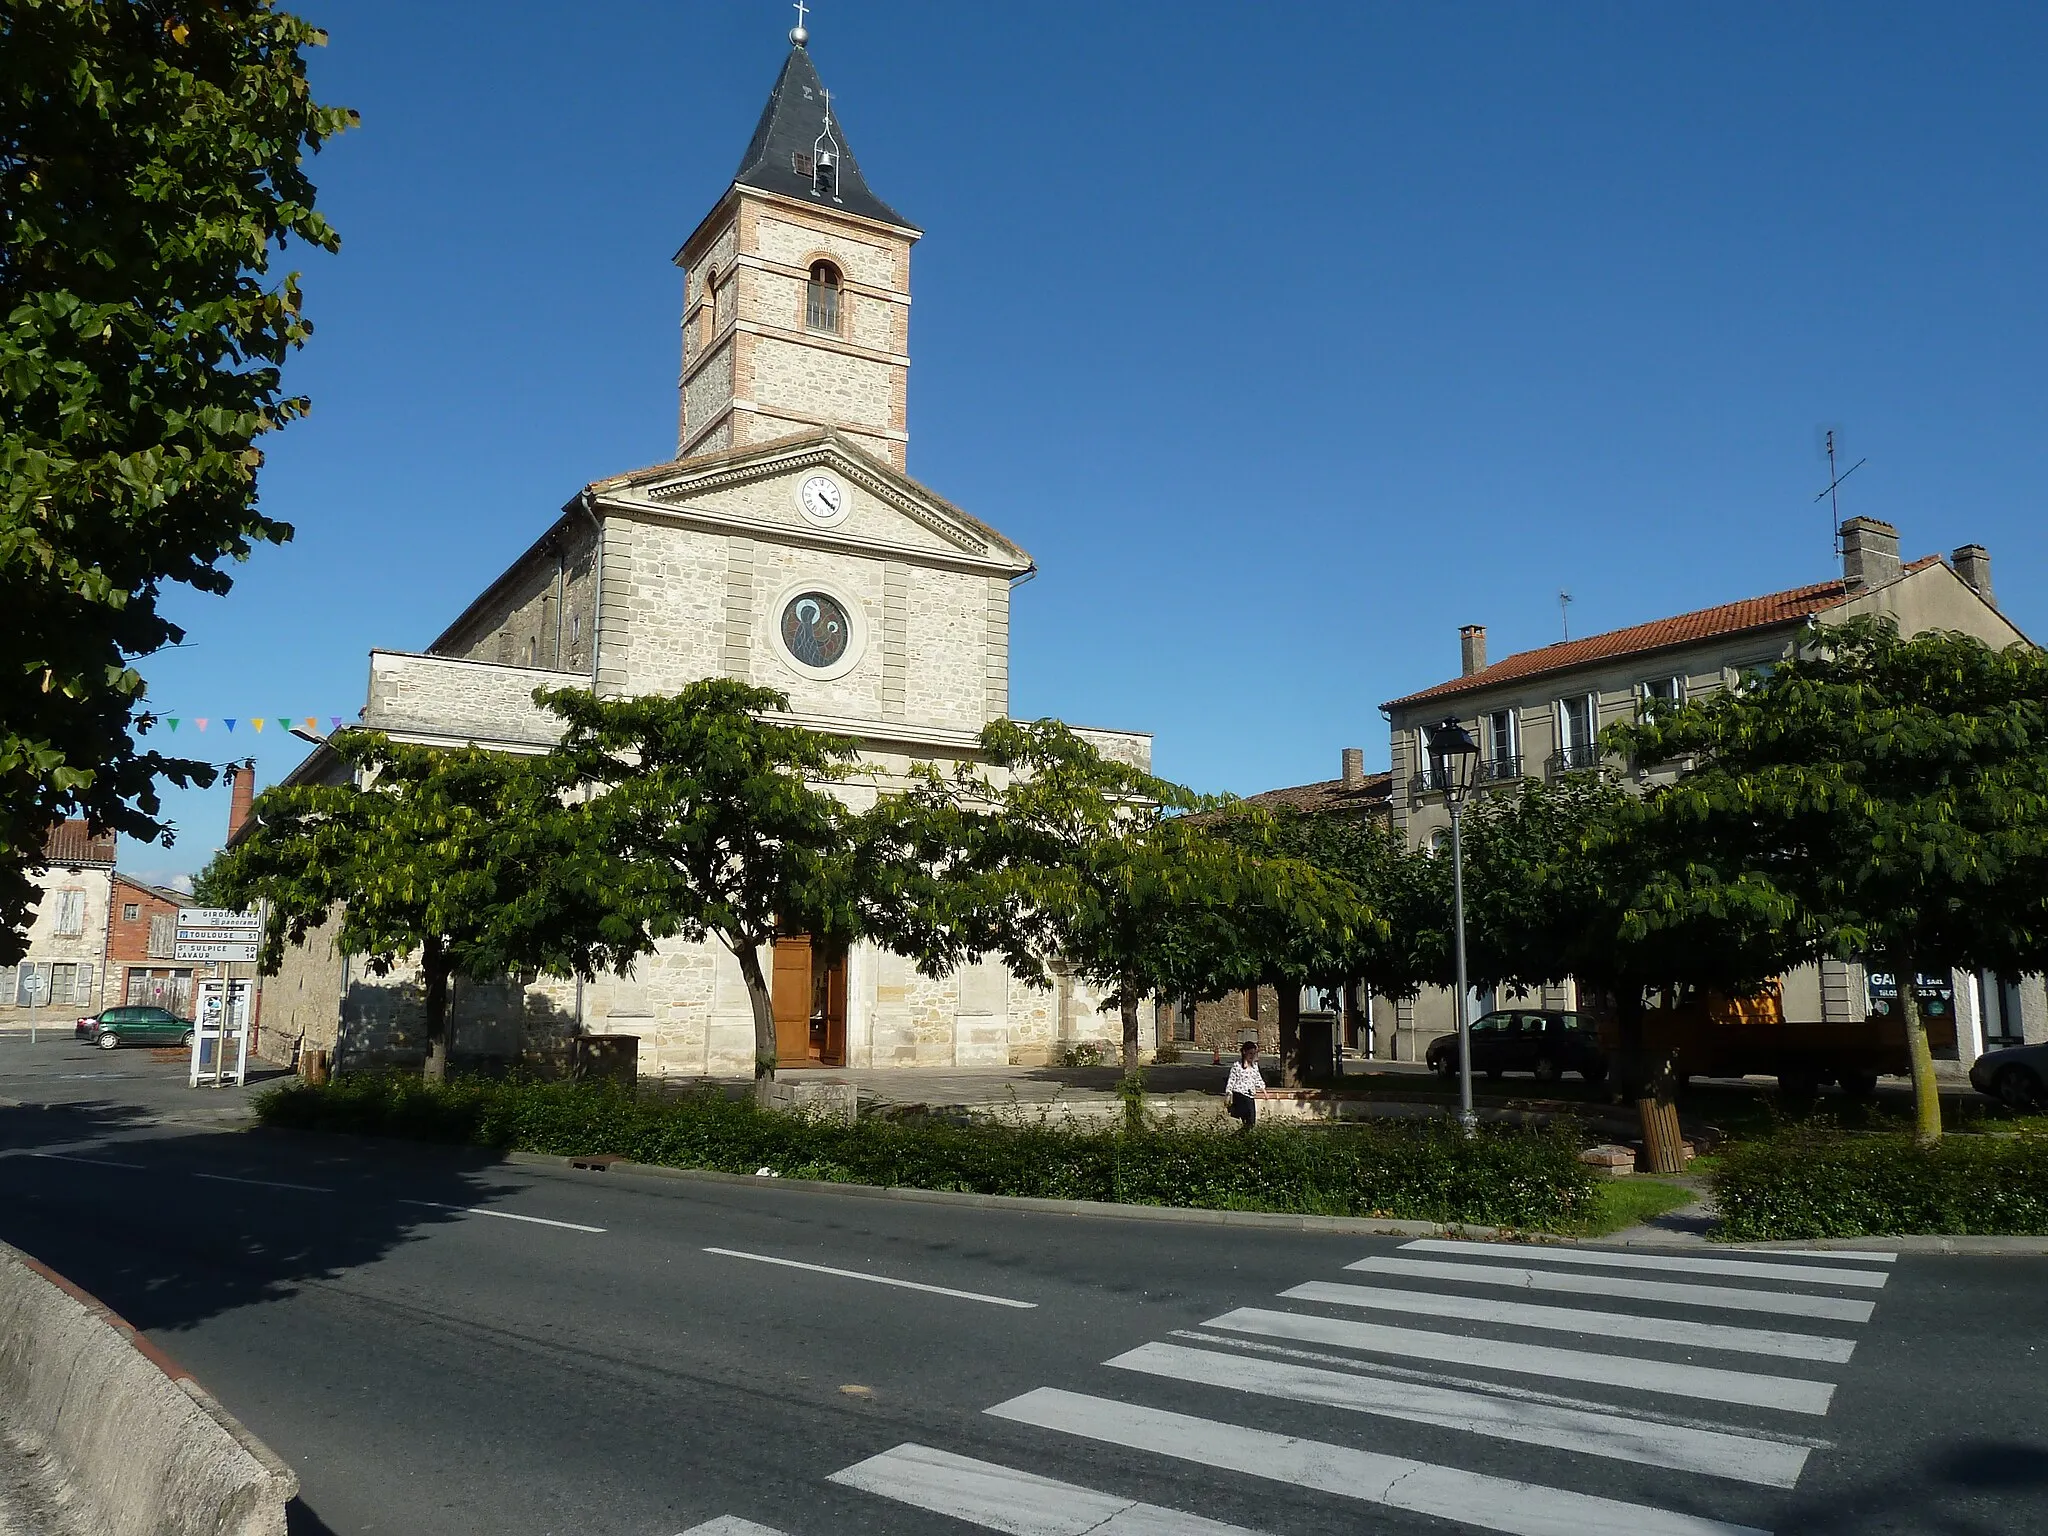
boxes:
[0,1239,297,1536]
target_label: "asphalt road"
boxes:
[2,1042,2045,1536]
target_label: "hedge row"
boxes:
[1712,1130,2048,1239]
[255,1074,1599,1230]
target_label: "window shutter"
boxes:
[148,913,175,959]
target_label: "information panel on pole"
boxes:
[190,978,253,1088]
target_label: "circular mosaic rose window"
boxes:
[780,591,850,668]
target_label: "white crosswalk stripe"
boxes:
[1283,1278,1858,1362]
[986,1386,1769,1536]
[822,1239,1892,1536]
[1205,1305,1837,1413]
[1105,1338,1814,1486]
[677,1519,789,1536]
[1344,1253,1879,1321]
[829,1442,1272,1534]
[1398,1239,1892,1288]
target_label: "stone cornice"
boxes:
[734,251,909,305]
[618,440,1026,569]
[599,495,1023,577]
[737,317,909,368]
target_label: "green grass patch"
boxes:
[258,1073,1600,1231]
[1713,1129,2048,1239]
[1568,1179,1698,1238]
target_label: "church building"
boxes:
[265,26,1151,1077]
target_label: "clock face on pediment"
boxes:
[795,472,849,528]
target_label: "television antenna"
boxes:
[1813,428,1866,558]
[1558,590,1574,641]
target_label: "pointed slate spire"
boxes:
[730,42,914,230]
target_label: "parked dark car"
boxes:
[74,1006,194,1050]
[1968,1042,2048,1110]
[1426,1009,1609,1084]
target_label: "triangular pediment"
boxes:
[586,430,1032,573]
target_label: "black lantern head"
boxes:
[1427,717,1481,801]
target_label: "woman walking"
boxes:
[1225,1040,1265,1132]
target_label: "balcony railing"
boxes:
[1409,767,1453,796]
[1548,743,1602,776]
[1411,756,1524,798]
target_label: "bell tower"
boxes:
[674,21,919,471]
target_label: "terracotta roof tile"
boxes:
[1238,771,1394,819]
[1382,560,1941,712]
[42,819,116,868]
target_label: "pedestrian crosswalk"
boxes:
[689,1236,1894,1536]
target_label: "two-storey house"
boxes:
[1379,517,2042,1068]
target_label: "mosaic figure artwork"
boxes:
[781,591,850,667]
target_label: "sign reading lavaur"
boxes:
[175,908,261,963]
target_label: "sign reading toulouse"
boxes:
[174,908,262,963]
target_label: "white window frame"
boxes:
[1555,693,1599,764]
[1639,674,1684,708]
[1486,707,1519,778]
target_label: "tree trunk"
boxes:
[1277,979,1302,1088]
[1614,985,1685,1174]
[421,936,450,1084]
[1895,962,1943,1146]
[734,939,778,1089]
[1120,980,1141,1072]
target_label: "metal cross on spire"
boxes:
[790,0,809,46]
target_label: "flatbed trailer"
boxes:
[1591,982,1948,1099]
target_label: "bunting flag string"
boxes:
[156,715,352,735]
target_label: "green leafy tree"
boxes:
[1456,770,1804,1164]
[1,1,354,958]
[1612,617,2048,1143]
[209,734,631,1081]
[926,719,1361,1074]
[1207,806,1431,1083]
[541,681,885,1087]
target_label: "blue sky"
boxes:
[132,0,2048,881]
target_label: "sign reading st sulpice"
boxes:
[174,908,262,963]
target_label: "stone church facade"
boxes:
[267,35,1148,1078]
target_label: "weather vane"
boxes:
[790,0,809,46]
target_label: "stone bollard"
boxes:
[756,1077,859,1127]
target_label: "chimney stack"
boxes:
[1840,517,1901,591]
[1341,747,1364,787]
[1459,624,1488,677]
[227,761,256,844]
[1952,544,1996,609]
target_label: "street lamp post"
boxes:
[1427,716,1482,1135]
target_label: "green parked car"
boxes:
[75,1006,195,1049]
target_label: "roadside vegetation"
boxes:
[1714,1126,2048,1239]
[255,1074,1601,1232]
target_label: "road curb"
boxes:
[505,1154,2048,1252]
[498,1150,1519,1240]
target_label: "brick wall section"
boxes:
[105,876,187,1006]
